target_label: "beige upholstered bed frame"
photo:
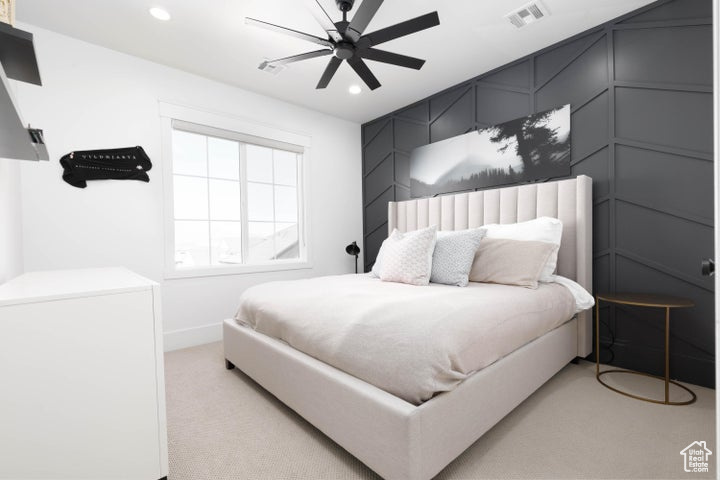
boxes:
[223,175,592,480]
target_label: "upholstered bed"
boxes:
[223,175,592,480]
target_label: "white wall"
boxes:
[0,158,23,283]
[13,25,363,350]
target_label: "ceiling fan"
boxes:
[246,0,440,91]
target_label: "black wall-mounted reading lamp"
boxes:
[345,241,360,274]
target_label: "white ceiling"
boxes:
[17,0,654,124]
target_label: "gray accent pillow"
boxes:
[430,228,486,287]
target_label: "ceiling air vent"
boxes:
[505,1,549,28]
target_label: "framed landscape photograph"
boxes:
[410,104,571,198]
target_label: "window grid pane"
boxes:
[246,144,273,183]
[208,137,240,180]
[209,179,241,221]
[172,128,302,268]
[210,221,243,265]
[175,220,210,267]
[173,175,208,220]
[172,130,207,176]
[247,182,274,222]
[273,149,297,186]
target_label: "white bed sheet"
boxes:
[235,274,578,404]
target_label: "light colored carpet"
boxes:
[165,342,715,479]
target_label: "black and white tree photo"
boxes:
[410,104,571,198]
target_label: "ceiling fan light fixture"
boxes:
[335,0,355,12]
[348,84,362,95]
[149,7,171,21]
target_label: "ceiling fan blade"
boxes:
[346,0,383,42]
[316,57,343,89]
[363,11,440,46]
[245,17,333,48]
[260,50,332,70]
[304,0,343,43]
[359,48,425,69]
[347,57,381,90]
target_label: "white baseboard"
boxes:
[163,322,223,352]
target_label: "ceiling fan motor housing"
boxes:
[333,42,355,60]
[335,0,355,12]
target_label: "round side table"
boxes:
[595,292,696,405]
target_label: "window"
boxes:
[163,113,308,277]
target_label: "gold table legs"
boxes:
[595,300,696,406]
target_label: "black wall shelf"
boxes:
[0,22,41,85]
[0,22,47,161]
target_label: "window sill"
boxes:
[164,260,313,280]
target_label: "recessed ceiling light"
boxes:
[149,7,171,21]
[348,85,362,95]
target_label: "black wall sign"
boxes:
[60,146,152,188]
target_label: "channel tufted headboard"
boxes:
[387,175,593,357]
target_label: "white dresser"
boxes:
[0,268,168,480]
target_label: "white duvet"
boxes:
[235,274,584,405]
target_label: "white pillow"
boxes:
[370,238,389,277]
[482,217,562,282]
[430,228,486,287]
[378,226,437,286]
[370,226,436,277]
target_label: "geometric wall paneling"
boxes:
[394,152,411,186]
[430,84,471,119]
[535,35,608,112]
[534,31,604,87]
[610,311,669,379]
[475,85,531,127]
[669,351,715,391]
[571,146,609,199]
[595,302,614,363]
[612,265,715,361]
[667,312,716,361]
[613,305,665,361]
[593,253,611,293]
[614,87,713,154]
[361,0,714,386]
[363,120,393,173]
[615,255,714,340]
[395,102,429,123]
[593,200,610,252]
[609,337,715,389]
[363,154,394,205]
[394,118,429,154]
[479,59,531,89]
[394,183,411,202]
[619,0,711,23]
[615,200,714,287]
[430,86,474,143]
[362,117,390,144]
[614,26,713,86]
[615,144,713,221]
[569,91,609,161]
[364,186,394,235]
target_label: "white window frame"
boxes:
[160,102,312,279]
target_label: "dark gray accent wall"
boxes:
[361,0,714,387]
